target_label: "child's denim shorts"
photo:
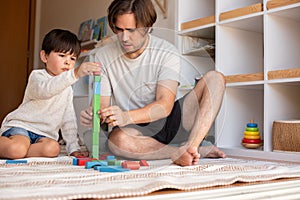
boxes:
[2,127,45,144]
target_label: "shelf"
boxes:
[182,45,215,58]
[267,3,300,21]
[221,147,300,163]
[181,15,215,31]
[219,3,263,21]
[219,13,264,34]
[179,25,215,39]
[178,85,194,91]
[267,0,300,10]
[177,0,300,162]
[268,68,300,80]
[80,39,98,51]
[225,73,264,83]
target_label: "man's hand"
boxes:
[80,106,93,127]
[100,106,131,127]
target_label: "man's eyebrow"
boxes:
[114,26,136,31]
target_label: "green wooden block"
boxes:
[92,75,101,159]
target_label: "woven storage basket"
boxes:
[272,120,300,152]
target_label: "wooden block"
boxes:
[225,72,264,83]
[267,0,300,10]
[99,153,112,160]
[268,68,300,80]
[181,15,215,31]
[122,161,140,170]
[77,158,93,166]
[219,3,263,21]
[139,160,149,166]
[272,120,300,152]
[95,166,130,172]
[85,161,107,169]
[6,160,27,164]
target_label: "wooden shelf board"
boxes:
[225,72,264,83]
[220,3,263,21]
[267,0,300,10]
[268,68,300,80]
[181,15,215,31]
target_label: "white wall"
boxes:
[34,0,175,68]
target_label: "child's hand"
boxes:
[74,62,101,78]
[70,150,89,157]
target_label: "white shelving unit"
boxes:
[176,0,300,162]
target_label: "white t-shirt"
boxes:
[95,35,181,111]
[0,69,81,154]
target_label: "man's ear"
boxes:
[40,50,47,63]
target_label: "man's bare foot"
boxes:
[171,146,200,166]
[199,145,226,158]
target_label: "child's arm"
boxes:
[74,62,100,78]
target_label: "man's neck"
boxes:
[124,35,150,59]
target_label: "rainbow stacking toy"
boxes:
[242,120,262,149]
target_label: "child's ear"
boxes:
[40,50,47,63]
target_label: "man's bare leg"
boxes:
[108,71,225,166]
[172,71,225,166]
[108,127,178,160]
[108,128,223,164]
[199,145,226,158]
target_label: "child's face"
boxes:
[41,50,77,76]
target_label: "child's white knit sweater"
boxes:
[0,69,81,155]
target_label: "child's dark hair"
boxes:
[42,29,81,58]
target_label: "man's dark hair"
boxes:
[107,0,157,33]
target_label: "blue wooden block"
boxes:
[85,161,108,169]
[6,160,27,164]
[106,155,116,160]
[72,158,78,165]
[94,166,130,172]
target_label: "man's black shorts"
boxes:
[119,95,190,145]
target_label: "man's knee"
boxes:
[108,130,125,148]
[206,71,225,84]
[108,129,139,156]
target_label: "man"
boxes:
[80,0,226,166]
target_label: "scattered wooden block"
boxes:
[122,161,140,170]
[139,160,149,166]
[85,161,108,169]
[95,166,130,172]
[6,160,27,164]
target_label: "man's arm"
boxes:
[129,80,178,124]
[100,80,178,127]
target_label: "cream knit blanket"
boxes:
[0,157,300,200]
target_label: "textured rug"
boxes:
[0,157,300,200]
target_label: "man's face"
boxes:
[114,13,149,58]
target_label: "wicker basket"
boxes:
[272,120,300,152]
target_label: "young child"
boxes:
[0,29,100,159]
